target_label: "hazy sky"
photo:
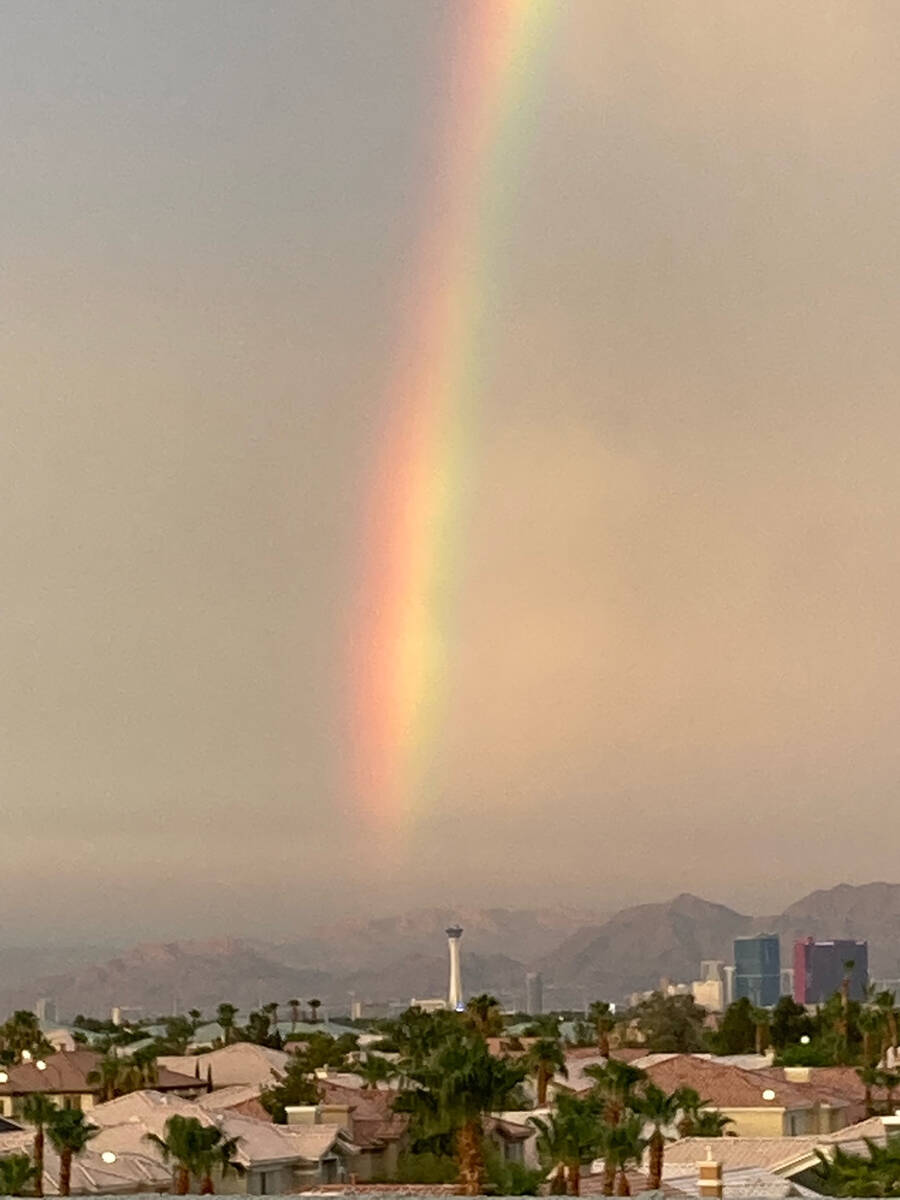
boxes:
[4,0,900,943]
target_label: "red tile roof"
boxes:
[639,1056,824,1111]
[0,1050,201,1097]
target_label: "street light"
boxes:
[101,1152,117,1165]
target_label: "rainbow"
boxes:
[350,0,555,824]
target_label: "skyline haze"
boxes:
[3,1,900,943]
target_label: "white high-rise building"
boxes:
[446,925,464,1010]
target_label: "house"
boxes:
[659,1115,900,1196]
[316,1079,409,1181]
[157,1043,290,1090]
[486,1111,543,1170]
[0,1050,203,1119]
[0,1123,169,1195]
[640,1055,851,1137]
[89,1089,356,1193]
[198,1083,272,1122]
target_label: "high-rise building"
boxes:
[734,934,781,1007]
[692,962,725,1012]
[34,998,56,1024]
[525,972,544,1015]
[793,938,869,1005]
[446,926,464,1011]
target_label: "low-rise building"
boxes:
[0,1050,203,1119]
[631,1055,849,1137]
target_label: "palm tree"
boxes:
[47,1109,98,1197]
[857,1066,881,1118]
[145,1113,206,1195]
[525,1014,562,1039]
[22,1093,58,1198]
[357,1053,397,1090]
[598,1114,646,1197]
[401,1032,527,1195]
[875,990,898,1063]
[584,1060,647,1195]
[194,1126,244,1195]
[673,1086,704,1137]
[588,1001,617,1058]
[691,1110,734,1137]
[132,1045,159,1088]
[87,1053,127,1102]
[634,1083,680,1190]
[526,1037,567,1107]
[858,1006,884,1069]
[188,1009,203,1033]
[877,1069,900,1115]
[465,994,503,1038]
[288,999,301,1034]
[529,1093,603,1196]
[308,999,322,1025]
[0,1153,37,1197]
[262,1002,279,1032]
[0,1012,53,1063]
[216,1004,238,1046]
[812,1137,900,1196]
[750,1006,770,1055]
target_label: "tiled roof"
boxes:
[197,1083,263,1110]
[640,1055,824,1111]
[282,1125,344,1162]
[0,1050,198,1097]
[90,1088,322,1168]
[663,1137,823,1172]
[0,1126,169,1196]
[158,1043,290,1088]
[661,1119,896,1180]
[581,1167,690,1196]
[317,1079,408,1143]
[664,1164,800,1199]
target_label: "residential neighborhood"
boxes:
[2,925,900,1196]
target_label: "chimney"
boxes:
[783,1066,810,1084]
[698,1149,723,1200]
[318,1104,352,1130]
[285,1106,319,1126]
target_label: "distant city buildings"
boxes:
[692,961,725,1012]
[34,998,56,1023]
[793,938,869,1005]
[734,934,781,1007]
[525,972,543,1015]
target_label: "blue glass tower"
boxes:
[734,934,781,1007]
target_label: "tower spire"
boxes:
[446,925,463,1011]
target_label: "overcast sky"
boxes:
[3,1,900,944]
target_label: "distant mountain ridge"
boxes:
[5,885,900,1018]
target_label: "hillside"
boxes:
[537,893,754,1004]
[770,882,900,977]
[6,886,900,1018]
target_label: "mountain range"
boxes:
[5,884,900,1020]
